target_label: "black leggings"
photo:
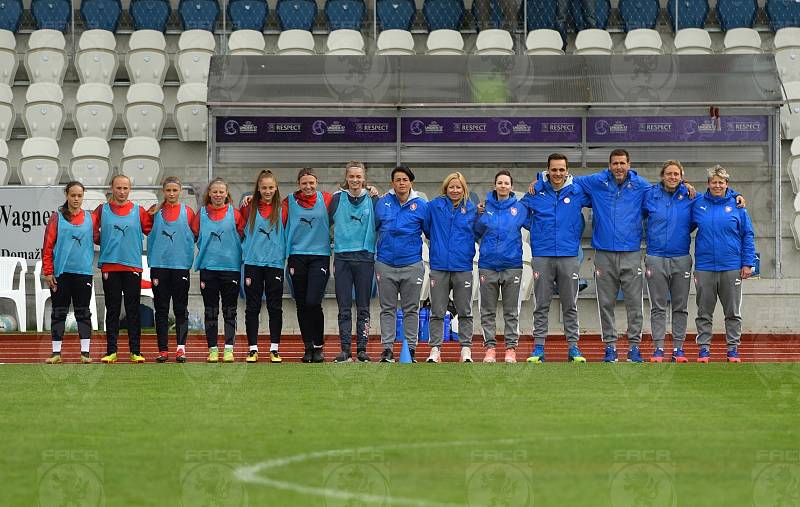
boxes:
[51,273,93,342]
[103,271,142,354]
[200,269,239,348]
[151,268,190,351]
[287,255,330,348]
[243,265,284,347]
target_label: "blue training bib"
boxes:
[286,192,330,256]
[194,204,242,271]
[54,210,94,277]
[333,192,376,254]
[242,208,286,268]
[148,205,195,270]
[98,203,143,269]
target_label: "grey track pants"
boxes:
[375,260,424,349]
[594,250,643,345]
[478,268,522,349]
[694,270,743,351]
[531,257,580,345]
[429,270,474,347]
[644,254,692,349]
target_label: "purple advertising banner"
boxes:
[216,117,397,143]
[400,117,582,143]
[587,116,769,143]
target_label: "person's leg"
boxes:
[581,0,597,28]
[531,256,556,347]
[351,261,375,353]
[375,261,400,349]
[618,251,644,346]
[200,269,221,349]
[151,267,171,352]
[644,255,669,350]
[334,257,355,354]
[473,0,493,30]
[450,271,474,347]
[49,273,72,350]
[669,255,693,350]
[594,250,621,346]
[694,271,718,351]
[102,271,123,354]
[718,270,744,351]
[219,270,240,348]
[499,268,523,349]
[478,269,501,350]
[428,270,451,348]
[555,257,580,345]
[398,261,424,350]
[264,267,284,349]
[122,271,142,355]
[244,264,265,349]
[304,256,330,349]
[72,274,94,350]
[287,255,311,350]
[555,0,570,47]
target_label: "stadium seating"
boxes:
[25,29,67,84]
[126,30,169,85]
[569,0,611,31]
[276,0,318,31]
[788,137,800,193]
[0,83,13,141]
[423,0,465,31]
[376,0,416,31]
[174,83,208,141]
[227,0,269,31]
[767,0,800,31]
[0,139,8,184]
[475,29,514,55]
[0,0,23,33]
[0,257,26,332]
[723,27,762,53]
[470,0,505,30]
[426,29,465,54]
[376,29,415,55]
[526,29,564,55]
[125,83,166,139]
[80,0,123,32]
[325,0,366,31]
[178,0,220,31]
[0,30,17,85]
[18,137,61,186]
[31,0,70,32]
[666,0,709,30]
[619,0,660,30]
[75,29,118,85]
[674,27,713,54]
[781,81,800,139]
[81,189,108,211]
[121,137,163,186]
[176,29,215,84]
[34,260,100,332]
[774,27,800,82]
[23,82,65,140]
[624,28,663,54]
[716,0,758,31]
[130,0,172,32]
[69,137,111,186]
[574,28,613,54]
[74,83,116,140]
[228,29,266,54]
[521,0,557,32]
[277,29,316,54]
[326,29,366,54]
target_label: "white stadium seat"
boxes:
[228,30,266,55]
[0,257,27,332]
[70,137,111,186]
[81,189,108,211]
[326,29,365,55]
[376,29,415,55]
[0,29,18,85]
[0,83,14,140]
[76,29,118,85]
[25,29,67,84]
[723,28,762,54]
[0,139,8,185]
[475,29,514,55]
[129,191,159,214]
[174,83,208,142]
[426,29,465,55]
[788,137,800,193]
[23,82,65,140]
[176,29,216,84]
[124,83,165,139]
[75,83,116,140]
[277,30,315,55]
[774,27,800,83]
[674,28,713,55]
[526,29,564,55]
[625,28,663,55]
[126,30,169,85]
[18,137,61,185]
[121,136,162,186]
[781,82,800,139]
[574,29,613,55]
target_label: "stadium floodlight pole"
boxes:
[774,107,782,278]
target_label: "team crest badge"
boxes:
[200,281,205,289]
[510,207,518,216]
[627,183,633,189]
[245,277,251,287]
[289,267,295,276]
[563,197,570,204]
[533,271,540,280]
[410,203,417,211]
[461,207,466,214]
[102,273,108,280]
[375,273,381,281]
[152,278,159,286]
[595,269,602,277]
[678,194,684,200]
[430,278,437,288]
[645,269,651,278]
[725,206,732,213]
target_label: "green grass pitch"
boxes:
[2,363,798,506]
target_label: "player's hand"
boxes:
[528,182,535,195]
[367,185,380,197]
[45,275,56,290]
[684,181,697,199]
[735,195,746,208]
[241,194,253,206]
[741,266,753,279]
[477,201,485,214]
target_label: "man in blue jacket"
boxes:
[521,154,591,363]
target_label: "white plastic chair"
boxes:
[76,29,118,85]
[775,27,800,82]
[326,29,365,55]
[176,29,216,84]
[124,83,165,139]
[70,137,111,186]
[788,137,800,193]
[0,29,18,85]
[574,29,613,55]
[174,83,208,142]
[793,213,800,250]
[376,29,415,55]
[81,189,108,211]
[0,257,27,331]
[34,260,99,332]
[277,30,315,55]
[228,29,266,55]
[120,136,162,185]
[126,30,169,85]
[723,28,762,54]
[23,82,65,140]
[475,29,514,55]
[674,28,713,55]
[25,29,67,84]
[0,139,8,185]
[74,83,116,140]
[18,137,61,185]
[525,29,564,55]
[624,28,663,55]
[130,191,160,213]
[0,83,14,140]
[426,29,465,55]
[781,81,800,139]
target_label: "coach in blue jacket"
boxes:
[691,165,755,363]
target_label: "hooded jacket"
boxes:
[691,189,756,271]
[374,189,429,267]
[521,174,590,257]
[474,191,531,270]
[427,195,477,272]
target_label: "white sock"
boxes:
[177,345,186,353]
[249,345,258,352]
[80,339,90,353]
[225,344,234,351]
[270,343,279,352]
[52,341,62,353]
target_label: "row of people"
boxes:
[41,150,755,364]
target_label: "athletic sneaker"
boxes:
[426,346,441,363]
[312,347,325,363]
[409,349,418,363]
[223,350,235,363]
[207,347,219,363]
[461,347,473,363]
[334,351,353,363]
[80,352,92,364]
[627,346,643,363]
[602,346,618,363]
[671,348,688,363]
[45,353,61,364]
[246,351,258,363]
[568,345,587,363]
[176,349,187,363]
[380,348,395,363]
[504,348,517,363]
[697,348,711,363]
[156,351,168,363]
[650,348,665,363]
[356,350,371,362]
[301,348,313,363]
[527,344,545,363]
[483,348,496,363]
[727,349,742,363]
[130,353,146,364]
[269,351,282,363]
[101,352,117,363]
